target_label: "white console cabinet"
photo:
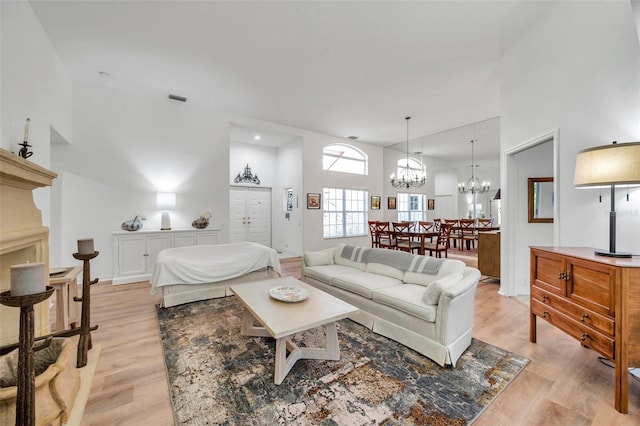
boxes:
[112,228,220,285]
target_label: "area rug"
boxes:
[157,296,529,425]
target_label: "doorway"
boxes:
[229,186,272,247]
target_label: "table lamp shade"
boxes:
[574,141,640,187]
[156,192,176,210]
[573,141,640,258]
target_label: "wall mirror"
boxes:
[528,177,554,223]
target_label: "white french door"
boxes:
[229,186,272,247]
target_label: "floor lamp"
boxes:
[574,141,640,258]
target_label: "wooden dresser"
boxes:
[530,246,640,413]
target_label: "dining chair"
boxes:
[424,223,453,258]
[477,218,493,229]
[458,218,476,250]
[368,220,379,248]
[417,221,437,243]
[392,222,420,254]
[444,219,459,249]
[432,218,442,233]
[376,221,396,250]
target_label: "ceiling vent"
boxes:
[168,94,187,103]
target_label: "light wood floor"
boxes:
[80,256,640,425]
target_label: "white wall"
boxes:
[275,138,304,255]
[229,142,277,187]
[500,2,640,296]
[512,140,554,295]
[51,83,230,279]
[1,1,72,228]
[303,135,384,251]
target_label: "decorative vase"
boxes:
[192,218,209,229]
[121,216,143,232]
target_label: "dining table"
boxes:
[391,230,439,256]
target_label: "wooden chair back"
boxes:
[368,220,379,247]
[376,222,396,249]
[477,218,493,229]
[417,221,436,233]
[392,222,420,253]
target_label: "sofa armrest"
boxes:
[434,267,481,344]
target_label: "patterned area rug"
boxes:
[157,296,528,425]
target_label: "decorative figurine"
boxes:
[192,209,212,229]
[121,212,146,231]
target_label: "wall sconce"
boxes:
[156,192,176,230]
[574,141,640,257]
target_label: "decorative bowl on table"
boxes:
[269,286,309,303]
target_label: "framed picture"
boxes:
[387,196,397,210]
[307,193,321,209]
[371,195,381,210]
[428,199,435,210]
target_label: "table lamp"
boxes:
[574,141,640,258]
[157,192,176,230]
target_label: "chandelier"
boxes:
[458,140,490,194]
[234,164,261,185]
[390,116,426,189]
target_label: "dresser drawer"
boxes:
[531,285,614,337]
[532,299,614,359]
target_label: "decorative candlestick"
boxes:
[0,287,55,426]
[72,250,99,368]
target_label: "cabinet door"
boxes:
[174,233,196,248]
[531,249,566,296]
[567,257,616,317]
[196,232,217,245]
[146,235,172,273]
[118,235,146,276]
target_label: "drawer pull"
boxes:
[543,310,549,318]
[541,294,549,302]
[581,332,588,341]
[558,272,565,280]
[581,313,589,322]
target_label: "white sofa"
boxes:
[302,243,481,367]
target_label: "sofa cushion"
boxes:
[304,249,335,267]
[372,284,438,322]
[421,273,463,304]
[403,259,466,286]
[334,244,367,271]
[304,265,361,285]
[332,272,402,299]
[365,262,405,280]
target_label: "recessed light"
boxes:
[348,136,359,140]
[98,71,111,79]
[254,135,261,140]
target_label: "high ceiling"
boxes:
[30,0,554,161]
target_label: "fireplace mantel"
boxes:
[0,148,57,346]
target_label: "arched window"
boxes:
[395,157,425,181]
[323,144,368,175]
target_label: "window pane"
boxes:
[322,187,368,238]
[323,144,368,175]
[397,193,425,222]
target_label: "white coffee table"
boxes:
[230,276,358,385]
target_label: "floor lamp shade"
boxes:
[156,192,176,230]
[574,141,640,257]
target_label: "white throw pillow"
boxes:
[304,250,335,267]
[422,273,463,305]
